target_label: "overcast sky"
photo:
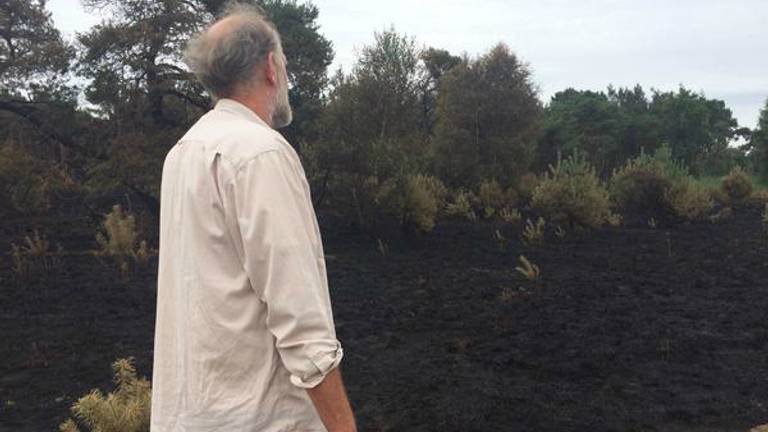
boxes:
[47,0,767,129]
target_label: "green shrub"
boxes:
[720,166,753,204]
[477,179,517,218]
[402,174,447,232]
[532,153,611,229]
[361,173,447,233]
[609,146,685,215]
[59,358,150,432]
[665,176,713,221]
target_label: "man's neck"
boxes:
[228,93,273,128]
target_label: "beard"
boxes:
[271,66,293,129]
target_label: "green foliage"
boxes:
[515,172,539,204]
[445,190,478,221]
[664,176,713,221]
[0,141,82,215]
[434,43,541,188]
[477,179,517,219]
[522,217,546,245]
[10,229,61,282]
[351,173,446,233]
[609,145,685,215]
[650,86,740,175]
[532,153,611,229]
[499,207,522,225]
[402,174,447,232]
[538,85,744,178]
[96,205,150,274]
[0,0,74,95]
[720,166,753,204]
[59,357,151,432]
[751,99,768,180]
[611,145,713,222]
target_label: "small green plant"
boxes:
[554,226,566,240]
[59,357,151,432]
[499,207,522,225]
[96,204,151,275]
[493,229,506,251]
[721,166,753,204]
[9,229,61,282]
[515,255,540,281]
[445,190,477,221]
[605,213,623,227]
[522,217,546,245]
[376,238,389,256]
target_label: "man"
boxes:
[150,3,356,431]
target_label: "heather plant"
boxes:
[720,166,753,204]
[59,358,150,432]
[532,152,611,229]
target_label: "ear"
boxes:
[265,51,278,86]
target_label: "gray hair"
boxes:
[184,2,283,99]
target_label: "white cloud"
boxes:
[46,0,768,127]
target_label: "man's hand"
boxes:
[305,367,357,432]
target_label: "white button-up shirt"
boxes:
[151,98,343,431]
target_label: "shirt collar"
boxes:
[214,98,271,129]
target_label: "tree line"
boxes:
[2,0,767,236]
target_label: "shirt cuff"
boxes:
[289,342,344,389]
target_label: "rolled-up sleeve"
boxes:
[230,148,343,389]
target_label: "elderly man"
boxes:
[150,3,356,431]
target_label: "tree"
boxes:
[77,0,334,216]
[749,98,768,179]
[318,28,425,183]
[650,86,740,175]
[0,0,81,161]
[538,85,664,178]
[434,43,541,189]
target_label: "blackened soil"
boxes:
[1,206,768,432]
